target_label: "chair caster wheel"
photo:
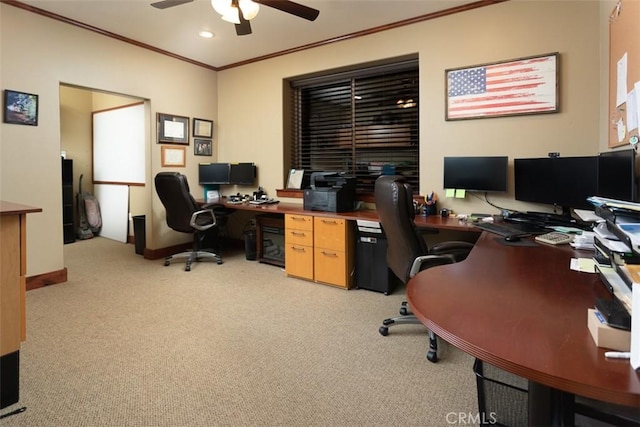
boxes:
[185,265,191,272]
[379,326,389,336]
[427,350,438,363]
[399,307,409,316]
[382,318,394,326]
[217,259,223,265]
[164,260,170,266]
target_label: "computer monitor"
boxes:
[229,163,256,185]
[514,156,598,215]
[443,156,508,192]
[198,163,230,185]
[597,149,637,202]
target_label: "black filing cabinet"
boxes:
[62,158,75,244]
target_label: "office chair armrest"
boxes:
[409,254,456,278]
[190,208,217,231]
[431,241,474,254]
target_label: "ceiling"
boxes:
[10,0,489,69]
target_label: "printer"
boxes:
[303,172,356,213]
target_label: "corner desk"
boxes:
[407,232,640,425]
[217,200,478,289]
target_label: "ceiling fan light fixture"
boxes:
[211,0,231,15]
[239,0,259,20]
[221,5,241,24]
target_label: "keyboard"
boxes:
[534,231,573,245]
[473,222,535,238]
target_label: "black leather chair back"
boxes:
[374,175,428,284]
[155,172,201,234]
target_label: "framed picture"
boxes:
[161,145,186,167]
[194,139,212,156]
[4,89,39,126]
[193,118,213,138]
[445,52,559,120]
[157,113,189,144]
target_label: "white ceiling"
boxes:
[16,0,483,69]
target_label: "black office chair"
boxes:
[375,175,474,362]
[154,172,223,271]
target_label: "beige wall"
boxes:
[218,0,603,217]
[0,0,617,279]
[1,5,217,276]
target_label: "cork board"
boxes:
[608,0,640,147]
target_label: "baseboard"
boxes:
[26,268,67,291]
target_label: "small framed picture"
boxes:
[193,118,213,138]
[4,89,39,126]
[161,145,186,167]
[158,113,189,144]
[194,139,212,156]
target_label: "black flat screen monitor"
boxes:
[198,163,230,185]
[514,156,598,214]
[229,163,256,185]
[443,156,508,192]
[598,149,637,202]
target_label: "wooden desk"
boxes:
[407,232,640,425]
[1,201,41,409]
[219,199,477,231]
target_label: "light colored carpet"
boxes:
[2,237,478,426]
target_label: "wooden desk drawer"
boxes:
[285,229,313,246]
[285,244,313,280]
[285,214,313,231]
[314,217,346,251]
[314,248,350,288]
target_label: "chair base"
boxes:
[379,312,439,363]
[164,249,222,271]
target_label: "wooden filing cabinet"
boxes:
[285,213,355,289]
[314,217,355,289]
[284,214,314,280]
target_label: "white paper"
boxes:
[616,53,628,107]
[635,81,640,135]
[617,118,626,143]
[164,120,185,139]
[627,88,638,131]
[631,283,640,370]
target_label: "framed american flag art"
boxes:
[445,52,559,120]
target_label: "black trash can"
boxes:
[132,215,145,255]
[244,226,257,260]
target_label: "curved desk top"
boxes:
[407,232,640,408]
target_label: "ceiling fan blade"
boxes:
[235,13,252,36]
[150,0,193,9]
[257,0,319,21]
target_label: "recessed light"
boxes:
[199,31,214,38]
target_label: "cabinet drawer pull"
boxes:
[321,219,338,225]
[290,231,306,236]
[291,246,306,252]
[291,216,307,221]
[321,251,338,257]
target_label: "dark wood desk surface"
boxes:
[407,232,640,408]
[217,199,479,232]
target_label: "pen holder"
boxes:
[424,202,437,216]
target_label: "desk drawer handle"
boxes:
[291,216,307,221]
[321,219,338,225]
[291,246,306,252]
[321,251,338,257]
[290,231,306,237]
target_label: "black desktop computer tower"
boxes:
[355,230,398,295]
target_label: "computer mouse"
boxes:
[504,235,521,242]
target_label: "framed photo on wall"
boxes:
[161,145,186,167]
[193,118,213,138]
[3,89,39,126]
[194,139,212,156]
[157,113,189,144]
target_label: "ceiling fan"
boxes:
[150,0,320,36]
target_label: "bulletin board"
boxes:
[608,0,640,147]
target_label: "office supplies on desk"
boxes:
[473,221,541,238]
[535,231,573,245]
